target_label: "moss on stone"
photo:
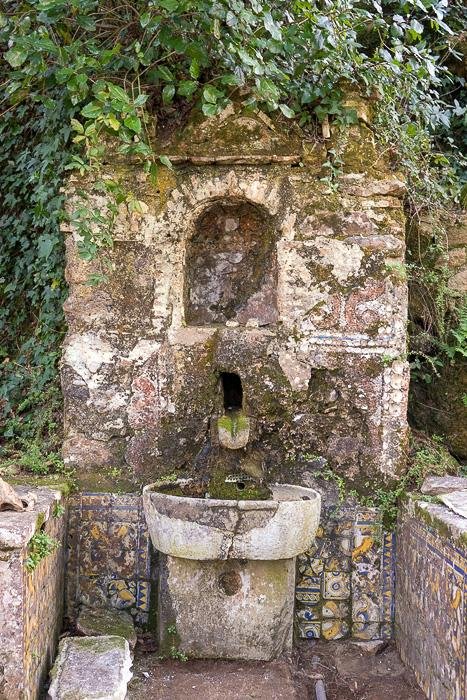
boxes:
[218,412,249,438]
[10,474,74,496]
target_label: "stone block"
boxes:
[158,554,295,660]
[439,490,467,518]
[76,606,137,651]
[421,476,467,495]
[48,636,133,700]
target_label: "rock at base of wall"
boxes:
[76,606,137,651]
[47,636,132,700]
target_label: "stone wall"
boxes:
[396,499,467,699]
[61,104,409,493]
[0,488,66,699]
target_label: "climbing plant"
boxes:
[0,0,465,462]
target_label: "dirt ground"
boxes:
[128,639,426,700]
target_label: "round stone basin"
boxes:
[142,482,321,561]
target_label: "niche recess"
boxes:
[184,201,278,326]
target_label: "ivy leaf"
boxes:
[202,102,219,116]
[140,12,151,28]
[279,104,295,118]
[203,86,223,104]
[106,114,121,131]
[107,84,130,104]
[177,80,198,97]
[123,115,142,133]
[257,77,280,102]
[263,12,281,40]
[157,66,174,82]
[159,0,179,10]
[189,58,200,79]
[70,118,84,133]
[162,84,175,105]
[37,235,54,260]
[81,101,103,119]
[5,47,28,68]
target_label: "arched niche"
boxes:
[184,200,278,326]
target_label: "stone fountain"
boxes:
[61,101,409,651]
[143,481,320,659]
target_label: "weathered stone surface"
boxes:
[185,201,277,326]
[396,499,467,699]
[421,476,467,495]
[350,639,388,655]
[159,103,304,162]
[48,636,133,700]
[0,487,66,699]
[0,476,26,511]
[439,490,467,519]
[61,105,409,491]
[158,554,295,660]
[77,606,137,651]
[143,482,320,561]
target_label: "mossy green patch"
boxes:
[218,411,249,438]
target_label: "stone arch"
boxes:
[183,198,278,326]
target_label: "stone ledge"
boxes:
[406,496,467,548]
[0,486,62,550]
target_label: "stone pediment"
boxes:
[159,103,305,164]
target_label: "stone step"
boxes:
[48,636,132,700]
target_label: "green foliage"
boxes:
[52,501,65,518]
[0,0,465,454]
[315,433,459,530]
[0,99,68,459]
[25,530,60,572]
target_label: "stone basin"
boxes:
[143,482,321,561]
[143,481,321,660]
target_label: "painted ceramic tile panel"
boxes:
[295,505,396,640]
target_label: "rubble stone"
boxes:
[48,636,133,700]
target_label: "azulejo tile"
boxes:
[323,571,350,600]
[322,619,350,640]
[352,592,381,623]
[298,558,324,576]
[352,621,381,640]
[297,606,321,622]
[136,581,150,612]
[324,555,351,572]
[381,623,393,640]
[322,599,349,619]
[297,621,321,639]
[352,534,381,566]
[296,576,321,604]
[108,578,136,609]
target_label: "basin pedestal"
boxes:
[143,482,321,661]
